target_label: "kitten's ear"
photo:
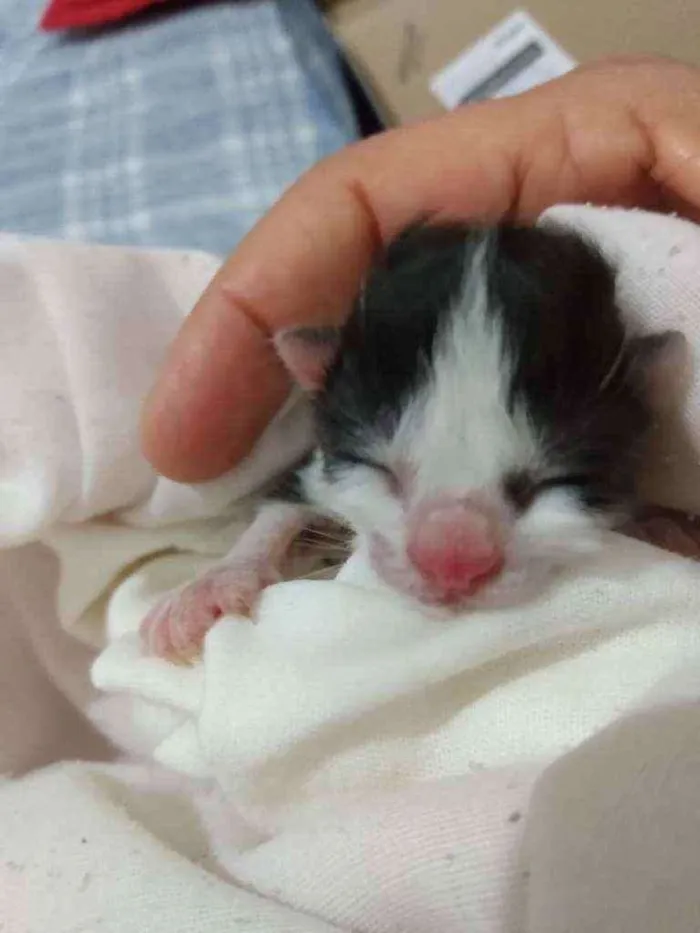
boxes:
[273,326,341,391]
[629,330,690,408]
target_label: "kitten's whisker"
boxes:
[301,527,349,540]
[598,341,625,393]
[299,528,352,547]
[295,564,343,581]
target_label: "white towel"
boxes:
[2,209,700,933]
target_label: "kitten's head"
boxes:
[276,223,679,608]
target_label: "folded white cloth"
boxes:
[2,208,700,933]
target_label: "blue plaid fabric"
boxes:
[0,0,358,255]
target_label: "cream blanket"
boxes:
[2,208,700,933]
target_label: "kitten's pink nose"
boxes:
[407,498,503,601]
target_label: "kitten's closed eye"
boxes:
[329,453,402,495]
[504,470,594,512]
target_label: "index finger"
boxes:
[142,57,700,482]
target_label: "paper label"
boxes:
[430,10,576,108]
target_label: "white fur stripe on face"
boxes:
[385,239,540,504]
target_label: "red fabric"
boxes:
[40,0,173,31]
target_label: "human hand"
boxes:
[141,55,700,482]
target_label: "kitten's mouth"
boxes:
[413,565,506,609]
[369,534,507,609]
[367,533,563,612]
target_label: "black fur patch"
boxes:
[313,224,467,473]
[488,225,653,509]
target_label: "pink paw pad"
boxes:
[140,561,280,664]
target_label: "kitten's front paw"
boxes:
[140,561,280,664]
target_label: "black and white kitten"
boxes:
[142,222,679,661]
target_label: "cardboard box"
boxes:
[327,0,700,125]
